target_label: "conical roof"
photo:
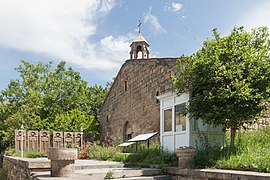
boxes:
[131,33,149,46]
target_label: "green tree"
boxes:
[173,27,270,148]
[0,60,108,150]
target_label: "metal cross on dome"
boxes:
[138,20,142,33]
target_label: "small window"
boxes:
[156,91,159,103]
[106,115,109,123]
[124,81,128,91]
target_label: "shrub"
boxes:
[79,142,121,161]
[24,151,47,158]
[4,148,47,158]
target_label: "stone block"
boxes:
[15,130,26,153]
[53,131,63,148]
[39,130,50,153]
[27,130,38,151]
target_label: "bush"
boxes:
[111,153,130,162]
[79,142,121,161]
[24,151,47,158]
[4,148,47,158]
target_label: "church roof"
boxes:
[131,33,149,46]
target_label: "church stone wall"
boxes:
[100,58,178,143]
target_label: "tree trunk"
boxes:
[230,126,236,149]
[237,126,241,146]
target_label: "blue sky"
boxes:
[0,0,269,90]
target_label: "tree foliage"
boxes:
[0,60,108,151]
[173,27,270,148]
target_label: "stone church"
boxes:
[100,32,179,143]
[100,31,269,151]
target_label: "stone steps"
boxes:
[32,167,171,180]
[73,160,171,179]
[85,167,162,178]
[112,175,171,180]
[75,159,125,170]
[26,159,171,180]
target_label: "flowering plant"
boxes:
[78,141,91,159]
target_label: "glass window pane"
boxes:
[175,103,186,132]
[164,109,172,132]
[193,119,198,131]
[194,119,208,131]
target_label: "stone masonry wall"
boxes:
[3,156,32,180]
[100,58,178,143]
[3,156,50,180]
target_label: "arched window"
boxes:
[106,115,109,123]
[136,45,143,59]
[156,91,160,103]
[123,121,132,141]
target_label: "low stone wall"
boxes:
[2,156,50,180]
[3,156,270,180]
[168,167,270,180]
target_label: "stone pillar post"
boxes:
[48,148,77,177]
[176,148,197,169]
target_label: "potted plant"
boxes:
[176,146,197,169]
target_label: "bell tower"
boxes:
[130,21,150,60]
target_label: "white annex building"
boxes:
[158,92,225,151]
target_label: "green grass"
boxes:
[196,126,270,172]
[79,142,177,168]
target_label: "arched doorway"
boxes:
[123,121,133,141]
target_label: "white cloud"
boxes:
[100,34,132,61]
[144,7,166,35]
[98,0,117,14]
[171,2,183,12]
[238,1,270,30]
[0,0,131,71]
[164,2,183,13]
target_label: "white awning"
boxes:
[117,142,135,147]
[128,132,158,142]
